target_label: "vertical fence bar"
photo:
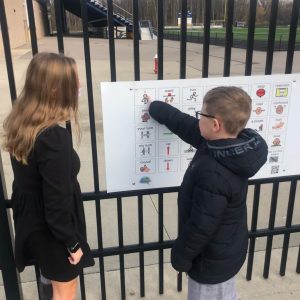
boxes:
[285,0,300,74]
[96,201,106,300]
[0,0,17,101]
[132,0,140,81]
[280,179,297,276]
[263,182,279,278]
[297,246,300,273]
[138,195,145,297]
[80,1,106,295]
[246,183,261,280]
[60,0,67,35]
[265,0,279,75]
[79,272,86,300]
[54,0,73,134]
[107,0,117,81]
[54,0,64,54]
[177,181,182,292]
[0,153,22,300]
[179,0,187,79]
[158,193,164,294]
[78,1,105,296]
[223,0,234,77]
[26,0,38,55]
[34,266,41,300]
[78,4,100,186]
[177,272,182,292]
[157,0,164,80]
[0,0,23,273]
[117,197,126,300]
[245,0,257,76]
[105,4,117,295]
[202,0,211,78]
[79,1,100,190]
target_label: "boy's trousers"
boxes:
[188,275,238,300]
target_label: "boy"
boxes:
[149,86,268,300]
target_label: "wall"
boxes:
[0,0,46,55]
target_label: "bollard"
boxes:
[154,54,158,74]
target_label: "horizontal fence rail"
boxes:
[1,0,300,300]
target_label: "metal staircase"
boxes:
[139,20,156,40]
[62,0,133,33]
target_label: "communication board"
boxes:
[101,74,300,192]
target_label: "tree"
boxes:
[277,1,293,25]
[256,0,269,26]
[113,0,295,28]
[235,0,249,23]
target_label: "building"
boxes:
[0,0,47,55]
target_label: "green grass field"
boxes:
[164,26,300,42]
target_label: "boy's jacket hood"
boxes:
[207,129,268,178]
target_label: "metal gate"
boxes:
[1,1,300,300]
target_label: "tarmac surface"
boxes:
[0,37,299,299]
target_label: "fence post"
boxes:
[0,152,23,300]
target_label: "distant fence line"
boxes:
[163,30,300,51]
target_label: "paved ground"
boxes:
[1,248,299,299]
[0,37,299,299]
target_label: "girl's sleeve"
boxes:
[149,101,204,148]
[35,126,79,249]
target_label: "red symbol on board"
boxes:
[256,88,266,98]
[166,162,170,171]
[275,105,284,114]
[272,138,281,146]
[167,146,170,155]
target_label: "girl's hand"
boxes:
[68,248,83,265]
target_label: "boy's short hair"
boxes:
[203,86,252,135]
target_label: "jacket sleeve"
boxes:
[149,101,204,148]
[35,126,78,249]
[171,178,228,272]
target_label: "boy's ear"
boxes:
[212,118,221,132]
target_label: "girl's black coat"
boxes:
[149,101,268,284]
[11,125,94,271]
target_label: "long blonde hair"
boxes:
[3,52,80,164]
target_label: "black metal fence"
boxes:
[0,0,300,300]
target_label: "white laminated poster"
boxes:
[101,74,300,192]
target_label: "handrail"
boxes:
[148,20,154,39]
[140,20,154,39]
[91,0,133,24]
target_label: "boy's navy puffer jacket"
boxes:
[149,101,268,284]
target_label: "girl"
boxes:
[3,52,94,300]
